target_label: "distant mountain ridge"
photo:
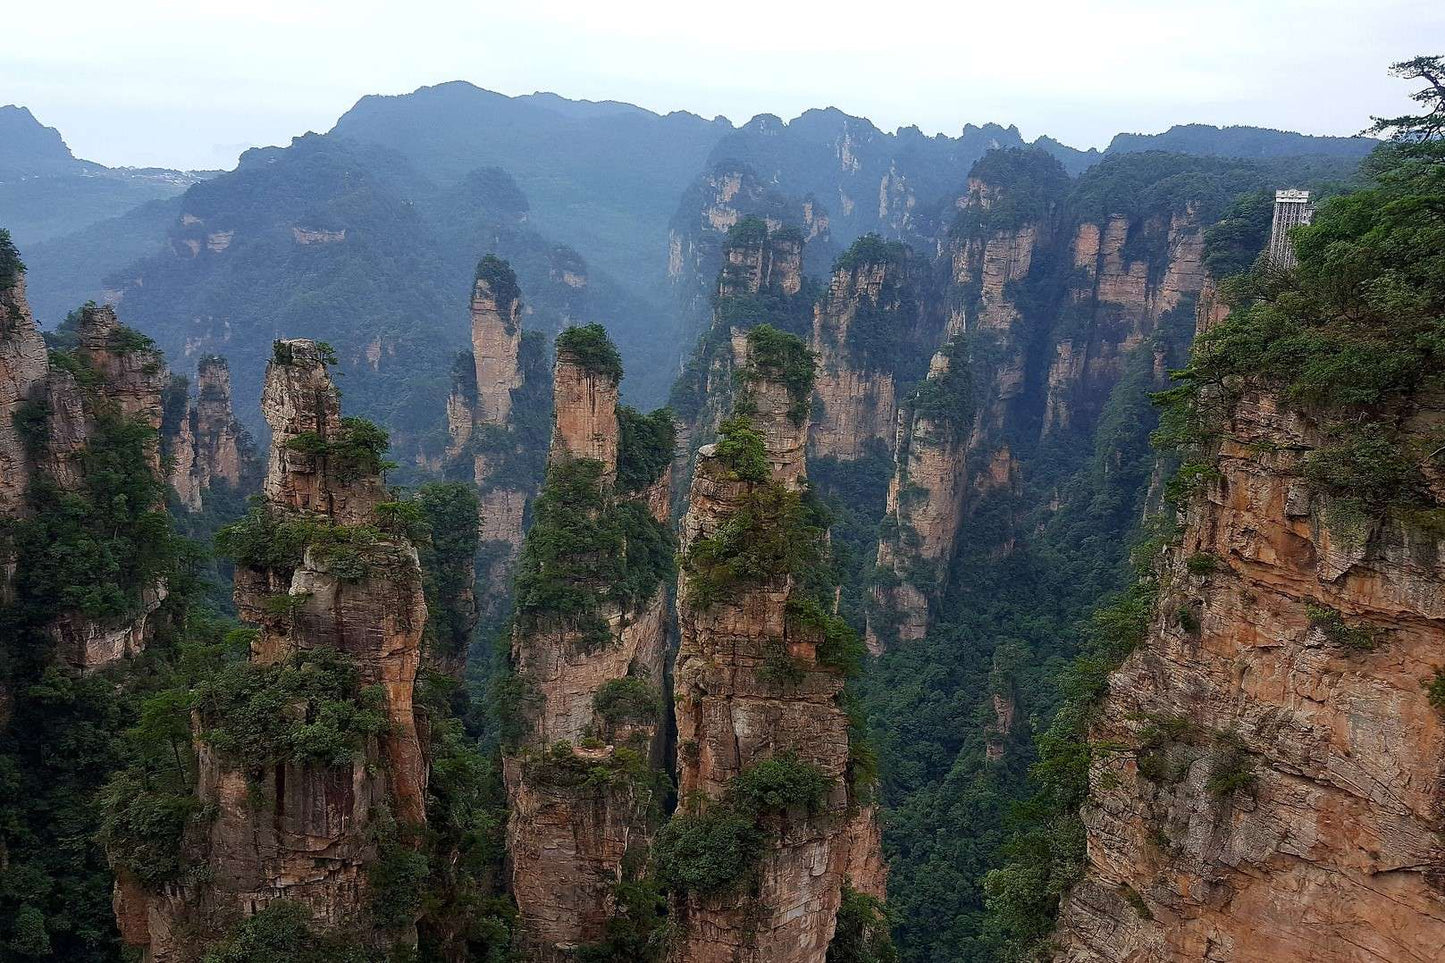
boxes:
[2,85,1383,451]
[0,105,212,246]
[1105,122,1376,159]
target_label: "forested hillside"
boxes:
[4,56,1440,963]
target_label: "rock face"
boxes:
[1053,388,1445,962]
[671,219,809,482]
[550,345,621,484]
[165,355,253,511]
[471,260,525,425]
[123,340,429,960]
[0,293,174,669]
[504,333,674,961]
[1043,208,1206,436]
[808,245,913,462]
[0,271,48,516]
[671,334,885,963]
[868,353,972,650]
[446,258,540,614]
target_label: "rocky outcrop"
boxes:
[671,219,809,479]
[0,293,173,669]
[550,344,621,484]
[808,240,914,462]
[1054,388,1445,961]
[446,257,539,614]
[123,340,430,960]
[0,270,47,516]
[504,328,674,961]
[165,355,253,511]
[867,345,973,650]
[671,330,885,962]
[1043,208,1207,436]
[471,258,525,425]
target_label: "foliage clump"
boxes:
[1306,604,1377,652]
[827,884,899,963]
[683,482,828,608]
[616,404,676,493]
[557,323,624,381]
[513,458,677,645]
[284,416,392,482]
[0,226,24,292]
[653,753,831,898]
[833,234,908,274]
[593,677,662,726]
[202,900,369,963]
[741,323,815,424]
[194,647,390,775]
[475,253,522,312]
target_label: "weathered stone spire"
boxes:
[550,323,622,482]
[470,254,524,425]
[120,340,430,958]
[504,324,674,962]
[808,237,915,463]
[0,240,47,515]
[671,324,886,963]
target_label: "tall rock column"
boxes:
[165,355,254,510]
[471,254,524,425]
[867,345,975,651]
[808,235,913,463]
[670,324,886,963]
[0,249,47,519]
[446,255,540,614]
[669,217,808,472]
[120,339,430,959]
[503,325,676,961]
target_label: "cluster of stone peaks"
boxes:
[116,339,430,959]
[1,263,251,673]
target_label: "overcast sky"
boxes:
[2,0,1438,171]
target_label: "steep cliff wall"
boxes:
[0,265,48,518]
[120,340,430,959]
[670,325,886,963]
[1050,146,1445,961]
[808,237,917,462]
[1042,207,1207,437]
[1055,388,1445,962]
[670,218,810,487]
[503,325,676,961]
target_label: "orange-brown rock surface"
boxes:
[809,251,909,462]
[504,333,673,961]
[446,258,537,612]
[121,340,430,960]
[1053,388,1445,961]
[671,335,885,963]
[1043,208,1207,436]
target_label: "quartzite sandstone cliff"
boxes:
[1054,386,1445,961]
[671,333,885,963]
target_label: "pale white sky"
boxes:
[2,0,1437,171]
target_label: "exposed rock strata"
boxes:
[808,252,910,462]
[671,337,885,963]
[165,355,252,511]
[1054,389,1445,961]
[121,340,429,960]
[504,340,673,961]
[446,259,538,612]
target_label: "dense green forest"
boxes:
[4,54,1439,963]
